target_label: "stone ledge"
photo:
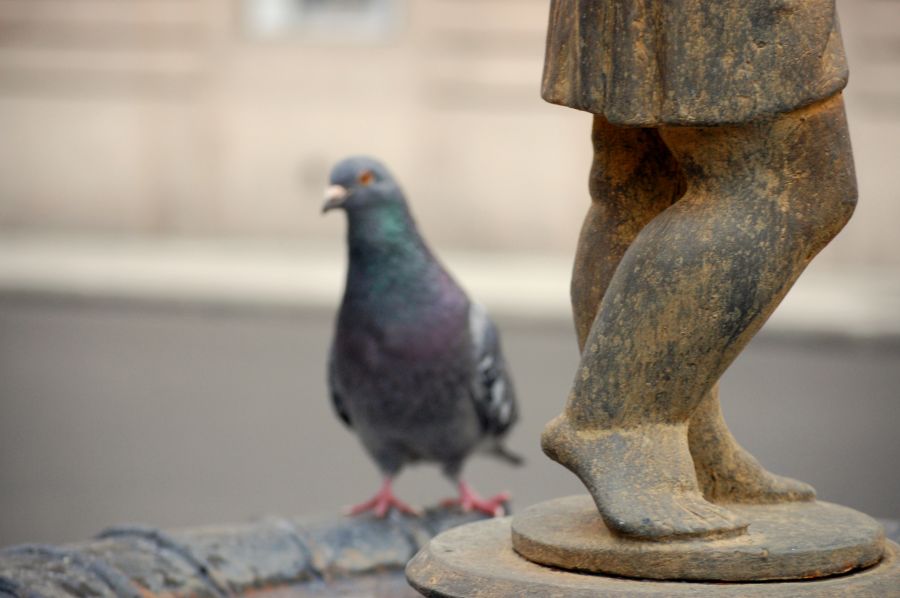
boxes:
[1,510,896,597]
[0,506,496,598]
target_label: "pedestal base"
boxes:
[406,517,900,597]
[512,495,884,581]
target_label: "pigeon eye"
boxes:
[358,170,375,186]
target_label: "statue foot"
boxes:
[693,443,816,504]
[687,388,816,504]
[542,415,748,540]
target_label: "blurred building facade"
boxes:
[0,0,897,265]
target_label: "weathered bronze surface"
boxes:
[410,1,889,594]
[543,89,856,546]
[408,518,900,597]
[542,0,848,126]
[511,495,884,581]
[538,0,860,551]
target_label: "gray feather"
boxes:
[327,347,351,427]
[468,302,519,438]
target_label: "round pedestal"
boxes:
[512,495,885,581]
[406,517,900,597]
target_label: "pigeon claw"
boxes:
[346,478,420,518]
[442,481,510,517]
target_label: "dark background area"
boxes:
[1,298,897,546]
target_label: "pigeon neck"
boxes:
[346,202,426,261]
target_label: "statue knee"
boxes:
[791,157,857,258]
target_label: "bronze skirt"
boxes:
[542,0,848,126]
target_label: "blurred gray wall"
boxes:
[1,300,898,547]
[0,0,898,266]
[0,0,898,549]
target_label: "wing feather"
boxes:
[468,303,518,437]
[327,347,352,428]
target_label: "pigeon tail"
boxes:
[488,444,525,467]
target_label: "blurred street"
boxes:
[0,0,899,554]
[1,296,898,547]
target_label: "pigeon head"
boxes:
[322,156,403,215]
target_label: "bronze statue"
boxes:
[540,0,855,540]
[408,1,900,594]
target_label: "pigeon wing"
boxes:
[468,302,518,438]
[327,346,352,428]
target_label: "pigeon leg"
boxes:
[441,480,509,517]
[346,478,419,517]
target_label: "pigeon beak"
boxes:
[322,185,348,214]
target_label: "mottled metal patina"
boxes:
[511,496,885,581]
[408,519,900,598]
[542,92,858,544]
[408,0,898,595]
[542,0,848,126]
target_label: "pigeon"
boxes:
[322,156,521,517]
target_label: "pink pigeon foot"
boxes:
[441,480,510,517]
[346,478,419,517]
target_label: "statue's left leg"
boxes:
[689,383,816,503]
[679,94,855,504]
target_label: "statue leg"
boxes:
[570,116,685,349]
[544,94,856,539]
[689,383,815,503]
[560,117,744,539]
[575,118,817,508]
